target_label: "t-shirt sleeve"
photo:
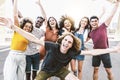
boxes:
[76,50,81,56]
[101,23,108,28]
[71,50,81,58]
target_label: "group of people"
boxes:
[0,0,120,80]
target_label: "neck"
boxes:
[92,25,99,30]
[78,27,84,33]
[92,27,97,30]
[52,27,56,30]
[68,29,71,32]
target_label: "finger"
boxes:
[0,23,6,26]
[0,18,5,22]
[0,17,6,21]
[0,17,8,24]
[0,18,6,26]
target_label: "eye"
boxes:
[68,41,72,44]
[64,38,67,41]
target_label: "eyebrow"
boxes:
[68,41,73,43]
[91,20,98,22]
[65,38,73,43]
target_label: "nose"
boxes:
[64,41,69,45]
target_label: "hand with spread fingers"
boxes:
[0,17,13,29]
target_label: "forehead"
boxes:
[24,23,33,28]
[90,18,98,22]
[64,35,73,42]
[64,19,71,23]
[25,22,32,26]
[81,18,88,21]
[36,18,44,22]
[49,17,55,20]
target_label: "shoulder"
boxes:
[68,49,81,56]
[32,27,45,37]
[45,41,59,51]
[99,23,107,28]
[45,41,58,47]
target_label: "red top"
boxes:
[89,23,109,49]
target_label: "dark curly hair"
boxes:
[19,17,33,32]
[59,15,75,31]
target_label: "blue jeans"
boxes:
[26,53,40,73]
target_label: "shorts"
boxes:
[73,54,85,60]
[35,67,70,80]
[26,53,40,73]
[92,53,112,68]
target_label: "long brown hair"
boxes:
[57,33,81,51]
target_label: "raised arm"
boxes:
[98,6,105,20]
[12,25,44,46]
[105,2,119,26]
[13,0,19,26]
[12,0,23,19]
[0,17,44,46]
[36,0,47,26]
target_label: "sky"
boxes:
[0,0,120,44]
[0,0,120,26]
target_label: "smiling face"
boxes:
[35,17,44,28]
[48,17,57,28]
[80,17,89,28]
[90,16,99,30]
[64,19,72,32]
[23,22,33,32]
[60,35,73,53]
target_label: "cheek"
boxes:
[29,29,32,32]
[23,27,26,30]
[84,22,88,25]
[61,40,64,45]
[69,44,73,48]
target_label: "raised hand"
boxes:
[0,17,13,29]
[107,0,120,3]
[35,0,40,5]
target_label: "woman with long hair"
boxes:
[70,17,90,80]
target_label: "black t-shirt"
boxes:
[41,41,81,73]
